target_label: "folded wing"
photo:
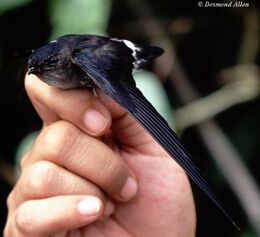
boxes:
[72,37,238,228]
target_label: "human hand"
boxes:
[4,74,196,237]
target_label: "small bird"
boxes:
[28,34,238,228]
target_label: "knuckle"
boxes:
[41,121,80,161]
[20,156,27,171]
[24,161,58,198]
[20,151,31,171]
[15,203,33,234]
[3,221,13,237]
[3,226,8,237]
[6,191,14,209]
[24,74,35,95]
[102,156,128,193]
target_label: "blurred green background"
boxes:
[0,0,259,236]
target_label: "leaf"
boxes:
[0,0,31,15]
[49,0,111,39]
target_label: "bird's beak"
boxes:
[28,67,41,75]
[28,67,35,75]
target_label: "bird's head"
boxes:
[27,36,79,89]
[28,40,65,76]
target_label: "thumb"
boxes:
[97,91,157,154]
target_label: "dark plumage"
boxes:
[28,34,239,229]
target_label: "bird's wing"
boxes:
[71,39,237,227]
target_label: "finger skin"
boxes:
[21,121,137,201]
[25,74,166,157]
[12,160,106,207]
[14,73,197,236]
[6,195,103,237]
[97,91,164,155]
[25,74,111,136]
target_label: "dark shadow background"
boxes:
[0,0,259,236]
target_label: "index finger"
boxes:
[25,74,111,136]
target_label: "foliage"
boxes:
[0,0,259,237]
[49,0,111,38]
[0,0,31,15]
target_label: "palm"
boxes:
[70,144,195,237]
[4,77,196,237]
[72,97,196,237]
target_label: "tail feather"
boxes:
[137,46,164,59]
[134,46,164,70]
[115,38,164,71]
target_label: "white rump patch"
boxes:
[111,38,142,72]
[122,40,141,59]
[112,38,140,59]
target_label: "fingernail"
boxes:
[120,175,138,200]
[83,109,108,134]
[103,200,115,217]
[77,197,101,216]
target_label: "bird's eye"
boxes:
[45,57,59,66]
